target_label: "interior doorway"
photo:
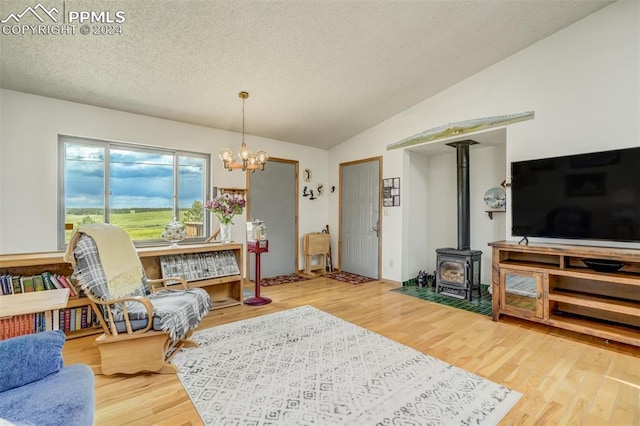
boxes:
[339,157,382,278]
[247,158,298,280]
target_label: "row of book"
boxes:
[0,272,79,296]
[159,250,240,283]
[0,306,98,340]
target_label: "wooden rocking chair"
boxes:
[65,224,212,375]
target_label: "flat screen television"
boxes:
[511,147,640,243]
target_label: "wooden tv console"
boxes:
[489,240,640,347]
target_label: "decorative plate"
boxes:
[483,186,506,209]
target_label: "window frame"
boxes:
[58,135,211,249]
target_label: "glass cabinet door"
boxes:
[499,269,544,318]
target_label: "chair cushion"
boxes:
[110,288,212,341]
[0,331,65,392]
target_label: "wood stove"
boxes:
[435,248,482,300]
[435,139,483,300]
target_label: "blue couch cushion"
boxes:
[0,330,64,392]
[0,364,95,426]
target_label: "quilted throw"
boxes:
[64,223,144,298]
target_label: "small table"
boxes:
[244,240,272,306]
[303,233,329,276]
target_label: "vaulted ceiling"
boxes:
[0,0,613,149]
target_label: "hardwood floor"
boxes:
[62,277,640,425]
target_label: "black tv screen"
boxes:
[511,147,640,243]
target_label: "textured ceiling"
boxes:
[0,0,612,149]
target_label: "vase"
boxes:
[220,222,232,244]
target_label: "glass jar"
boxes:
[161,217,186,247]
[251,219,267,241]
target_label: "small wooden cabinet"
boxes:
[490,241,640,347]
[0,243,244,339]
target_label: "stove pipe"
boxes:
[446,140,478,251]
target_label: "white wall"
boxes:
[405,151,430,281]
[329,0,640,283]
[0,89,328,266]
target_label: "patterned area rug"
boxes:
[259,273,309,286]
[173,306,521,425]
[323,271,375,284]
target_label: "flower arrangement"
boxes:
[205,193,246,225]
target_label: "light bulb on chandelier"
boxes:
[219,91,268,172]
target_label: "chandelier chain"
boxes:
[242,96,246,144]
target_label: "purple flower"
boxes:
[205,194,246,224]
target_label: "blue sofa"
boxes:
[0,330,95,425]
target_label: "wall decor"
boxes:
[316,183,324,196]
[304,168,312,182]
[302,186,317,200]
[383,177,400,207]
[483,186,506,209]
[484,185,507,219]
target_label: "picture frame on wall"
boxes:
[383,177,400,207]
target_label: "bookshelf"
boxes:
[138,243,244,310]
[0,243,244,339]
[0,252,99,339]
[217,187,246,197]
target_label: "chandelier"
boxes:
[219,91,268,172]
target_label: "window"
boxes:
[59,136,210,248]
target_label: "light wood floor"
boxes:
[62,277,640,425]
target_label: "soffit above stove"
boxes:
[389,111,534,155]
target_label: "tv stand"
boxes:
[489,240,640,347]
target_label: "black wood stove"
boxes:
[435,248,482,300]
[435,140,483,301]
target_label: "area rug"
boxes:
[173,305,521,425]
[323,271,375,285]
[259,273,310,286]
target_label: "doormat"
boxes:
[323,271,376,285]
[173,305,521,425]
[393,285,493,316]
[259,273,309,286]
